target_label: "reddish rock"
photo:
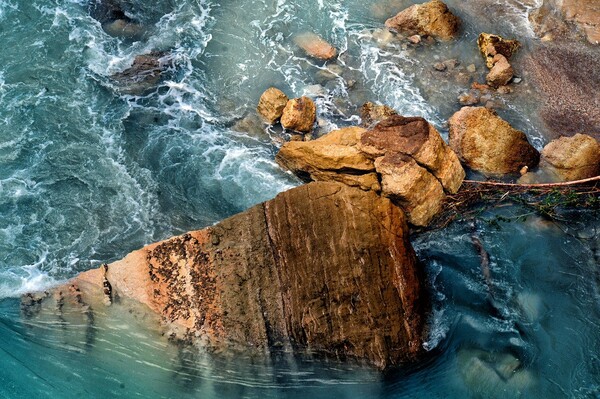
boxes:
[449,107,540,175]
[294,32,338,60]
[257,87,289,123]
[486,54,514,87]
[385,0,461,41]
[281,97,317,133]
[359,115,465,194]
[23,182,427,370]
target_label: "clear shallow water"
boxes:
[0,0,598,397]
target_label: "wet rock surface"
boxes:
[449,107,540,175]
[294,32,338,60]
[24,182,427,370]
[384,0,460,41]
[111,52,171,95]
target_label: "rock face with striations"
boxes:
[277,116,465,226]
[385,0,461,41]
[449,107,540,175]
[22,182,427,370]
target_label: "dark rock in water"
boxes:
[360,102,397,128]
[89,0,130,24]
[111,52,172,95]
[522,44,600,141]
[23,182,427,370]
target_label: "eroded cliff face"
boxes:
[23,182,426,369]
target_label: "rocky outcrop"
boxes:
[522,44,600,140]
[294,32,338,60]
[540,134,600,181]
[384,0,460,41]
[257,88,289,124]
[360,102,398,128]
[277,116,465,226]
[89,0,145,40]
[23,182,427,370]
[449,107,540,175]
[276,127,380,191]
[477,33,521,69]
[111,52,171,95]
[359,116,465,194]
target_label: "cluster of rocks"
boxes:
[257,87,317,135]
[477,33,520,88]
[275,111,465,227]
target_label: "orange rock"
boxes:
[281,96,317,133]
[385,0,460,40]
[294,32,337,60]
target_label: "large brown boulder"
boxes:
[281,97,317,133]
[449,107,540,175]
[540,133,600,181]
[384,0,460,41]
[294,32,338,60]
[23,182,427,370]
[477,33,521,69]
[257,87,289,123]
[359,115,465,194]
[276,127,380,191]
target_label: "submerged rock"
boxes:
[281,96,317,133]
[360,102,398,128]
[477,33,521,69]
[111,52,171,95]
[89,0,145,40]
[449,107,540,175]
[522,44,600,140]
[294,32,338,60]
[102,18,146,40]
[540,134,600,181]
[384,0,460,41]
[257,87,289,124]
[24,182,427,370]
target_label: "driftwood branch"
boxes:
[463,175,600,188]
[423,175,599,231]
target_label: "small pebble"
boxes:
[408,35,421,44]
[513,77,522,84]
[443,59,460,70]
[458,92,479,105]
[467,64,477,73]
[497,85,513,94]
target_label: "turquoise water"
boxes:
[0,0,598,397]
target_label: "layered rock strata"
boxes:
[23,182,427,370]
